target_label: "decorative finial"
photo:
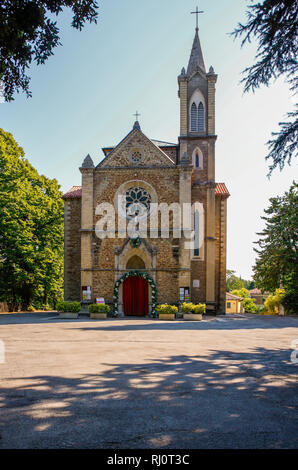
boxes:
[191,5,204,31]
[81,154,94,169]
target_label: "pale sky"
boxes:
[0,0,296,280]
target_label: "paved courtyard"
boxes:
[0,313,297,449]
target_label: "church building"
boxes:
[63,22,230,315]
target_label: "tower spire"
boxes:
[187,6,206,74]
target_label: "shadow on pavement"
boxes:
[0,348,297,449]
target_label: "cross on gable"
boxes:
[133,111,141,121]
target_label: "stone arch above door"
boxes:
[115,238,157,275]
[126,255,146,270]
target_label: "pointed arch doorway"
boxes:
[123,255,149,317]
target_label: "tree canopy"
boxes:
[253,181,298,310]
[226,269,254,292]
[0,128,64,310]
[232,0,298,175]
[0,0,99,101]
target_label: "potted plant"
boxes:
[57,301,81,319]
[182,302,205,321]
[156,304,178,321]
[89,303,110,319]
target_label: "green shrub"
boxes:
[156,304,178,315]
[57,301,81,313]
[192,303,206,314]
[256,305,267,314]
[68,302,81,313]
[180,302,195,313]
[243,297,257,313]
[265,289,285,314]
[88,303,111,314]
[56,300,67,312]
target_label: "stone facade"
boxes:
[63,26,230,314]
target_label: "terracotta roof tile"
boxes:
[215,183,230,197]
[62,186,82,199]
[226,292,243,301]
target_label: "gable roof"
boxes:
[97,126,175,168]
[102,139,178,157]
[226,292,243,301]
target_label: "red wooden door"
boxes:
[123,276,148,316]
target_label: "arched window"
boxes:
[195,153,200,168]
[189,90,206,133]
[194,209,200,257]
[198,102,204,131]
[191,102,198,132]
[192,147,203,170]
[191,202,205,260]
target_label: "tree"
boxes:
[0,0,99,101]
[226,270,245,291]
[232,0,298,174]
[253,182,298,302]
[230,288,257,313]
[0,128,64,310]
[231,288,250,299]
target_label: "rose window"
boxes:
[125,187,152,218]
[130,150,142,163]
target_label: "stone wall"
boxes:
[64,198,81,301]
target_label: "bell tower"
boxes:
[178,14,218,177]
[178,10,219,312]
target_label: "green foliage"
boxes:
[56,301,66,312]
[226,270,254,292]
[156,304,178,316]
[232,0,297,174]
[231,288,250,299]
[253,183,298,301]
[264,289,285,314]
[192,304,206,315]
[0,1,99,101]
[243,297,257,313]
[256,305,267,314]
[180,302,206,314]
[57,301,81,313]
[282,289,298,316]
[68,302,81,313]
[0,129,64,310]
[26,305,36,312]
[180,302,195,313]
[88,303,110,314]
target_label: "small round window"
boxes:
[130,149,143,164]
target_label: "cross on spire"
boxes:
[191,5,204,31]
[134,111,141,121]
